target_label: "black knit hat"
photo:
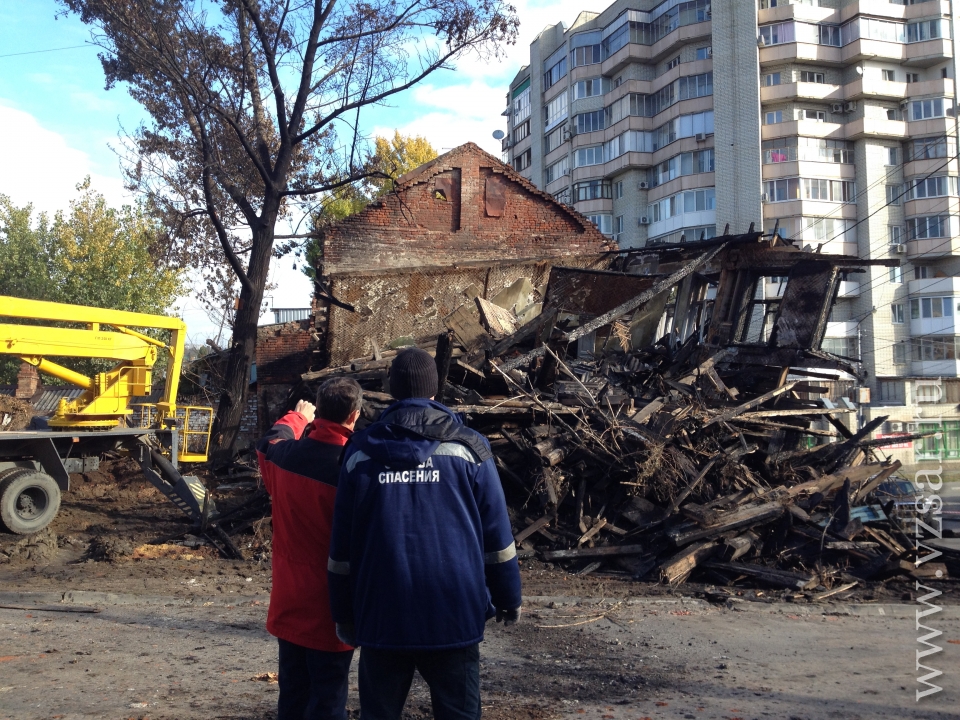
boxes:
[389,347,438,400]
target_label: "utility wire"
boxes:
[0,44,92,59]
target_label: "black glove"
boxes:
[495,606,521,627]
[335,622,356,646]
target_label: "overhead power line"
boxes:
[0,44,92,60]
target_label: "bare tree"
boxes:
[59,0,518,465]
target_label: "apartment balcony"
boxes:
[904,197,960,218]
[909,277,960,296]
[844,117,907,141]
[908,117,955,138]
[762,200,857,221]
[759,2,835,24]
[761,160,855,181]
[844,77,953,102]
[904,157,960,179]
[760,82,841,104]
[602,151,655,176]
[911,312,958,337]
[838,280,861,298]
[912,360,960,377]
[574,198,613,215]
[904,38,953,68]
[826,320,858,338]
[906,235,960,260]
[759,42,842,67]
[761,119,845,141]
[647,209,715,241]
[841,39,905,65]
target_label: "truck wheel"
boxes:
[0,469,61,535]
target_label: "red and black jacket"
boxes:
[256,411,353,652]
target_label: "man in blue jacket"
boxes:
[328,347,522,720]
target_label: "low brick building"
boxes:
[254,142,616,429]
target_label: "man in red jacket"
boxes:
[257,377,363,720]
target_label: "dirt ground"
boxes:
[1,464,959,720]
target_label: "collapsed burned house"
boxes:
[218,145,957,589]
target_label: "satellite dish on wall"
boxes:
[492,129,505,140]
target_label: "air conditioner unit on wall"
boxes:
[907,422,919,433]
[895,243,906,253]
[831,102,844,113]
[761,192,769,202]
[695,132,706,141]
[845,101,857,112]
[639,216,651,225]
[638,181,650,189]
[888,421,904,433]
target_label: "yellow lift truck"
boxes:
[0,295,215,535]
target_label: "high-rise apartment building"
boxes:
[504,0,960,468]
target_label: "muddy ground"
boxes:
[1,463,959,719]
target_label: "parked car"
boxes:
[871,478,929,520]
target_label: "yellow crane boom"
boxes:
[0,295,186,429]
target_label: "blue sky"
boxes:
[0,0,584,342]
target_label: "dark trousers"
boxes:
[277,638,354,720]
[358,644,480,720]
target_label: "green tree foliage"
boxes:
[302,133,438,283]
[0,180,183,383]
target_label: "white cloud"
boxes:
[373,0,592,156]
[0,101,127,215]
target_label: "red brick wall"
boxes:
[256,318,315,385]
[319,143,613,275]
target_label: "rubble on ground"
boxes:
[219,231,958,593]
[0,394,34,431]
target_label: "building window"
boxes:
[887,147,899,165]
[574,77,607,99]
[614,75,623,88]
[909,136,948,160]
[886,107,903,121]
[544,126,565,154]
[615,180,624,199]
[543,93,568,130]
[759,22,795,46]
[574,180,612,201]
[571,44,601,68]
[910,296,955,319]
[799,71,825,83]
[819,24,841,47]
[513,119,530,144]
[696,46,711,60]
[916,383,944,403]
[878,379,906,403]
[575,110,606,134]
[763,72,781,86]
[906,19,941,43]
[765,110,783,125]
[882,69,896,82]
[543,56,567,89]
[802,108,826,121]
[574,145,604,168]
[908,215,950,240]
[512,85,531,124]
[893,344,908,365]
[821,337,858,358]
[912,337,959,362]
[762,137,852,164]
[890,266,904,283]
[892,303,905,324]
[763,178,800,202]
[907,72,920,84]
[915,265,932,280]
[886,184,902,205]
[586,213,613,235]
[545,156,569,184]
[614,214,625,240]
[889,225,902,244]
[666,56,680,70]
[512,149,531,172]
[906,175,957,200]
[802,178,855,202]
[909,98,952,121]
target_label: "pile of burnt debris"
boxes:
[239,231,956,593]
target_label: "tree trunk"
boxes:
[208,218,276,468]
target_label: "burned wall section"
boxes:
[326,256,613,366]
[255,316,317,436]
